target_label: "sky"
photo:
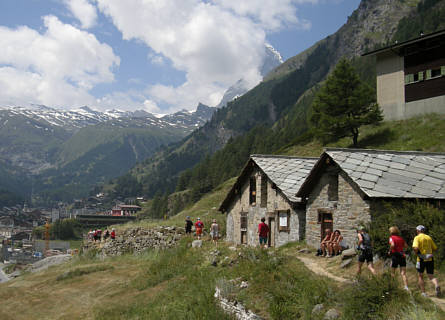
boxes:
[0,0,361,114]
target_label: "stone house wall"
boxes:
[305,167,371,249]
[225,167,304,247]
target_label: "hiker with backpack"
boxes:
[357,226,376,275]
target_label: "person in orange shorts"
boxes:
[195,217,204,240]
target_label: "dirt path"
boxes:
[296,256,352,284]
[297,255,445,312]
[430,297,445,312]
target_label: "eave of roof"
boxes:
[219,154,318,212]
[362,29,445,57]
[297,148,445,200]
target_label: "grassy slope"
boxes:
[283,113,445,157]
[2,114,445,319]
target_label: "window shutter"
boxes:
[426,69,432,80]
[418,71,424,81]
[405,74,410,84]
[441,66,445,76]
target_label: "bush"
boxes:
[343,273,408,320]
[370,201,445,267]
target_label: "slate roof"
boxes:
[219,155,318,211]
[297,148,445,199]
[251,155,318,202]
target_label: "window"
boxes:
[240,213,247,230]
[260,174,267,208]
[240,213,248,244]
[405,73,421,84]
[278,210,290,232]
[249,177,256,205]
[328,174,338,201]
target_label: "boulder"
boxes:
[192,240,203,248]
[323,308,341,320]
[311,304,324,316]
[340,258,353,269]
[341,248,356,260]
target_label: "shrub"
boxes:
[342,273,408,320]
[370,201,445,267]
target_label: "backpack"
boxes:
[360,232,372,251]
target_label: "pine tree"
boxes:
[310,58,383,147]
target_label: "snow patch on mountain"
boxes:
[216,44,283,108]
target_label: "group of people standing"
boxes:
[87,228,116,242]
[185,216,219,245]
[356,225,441,297]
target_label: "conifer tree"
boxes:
[310,58,383,147]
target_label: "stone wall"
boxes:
[214,286,262,320]
[305,168,371,249]
[225,167,303,247]
[85,226,185,256]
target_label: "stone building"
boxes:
[219,155,318,247]
[363,29,445,120]
[296,148,445,249]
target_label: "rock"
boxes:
[341,248,356,259]
[323,308,341,320]
[340,258,353,268]
[312,304,324,316]
[228,246,237,251]
[192,240,203,248]
[298,248,311,254]
[240,281,249,288]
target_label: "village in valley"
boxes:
[1,1,445,319]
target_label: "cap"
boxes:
[197,217,200,220]
[416,225,425,232]
[186,216,190,219]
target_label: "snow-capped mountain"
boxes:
[0,103,216,202]
[216,44,283,108]
[0,103,215,133]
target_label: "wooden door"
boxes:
[320,212,333,241]
[268,217,275,248]
[240,213,248,244]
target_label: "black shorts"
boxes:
[417,259,434,274]
[391,253,406,268]
[358,250,373,263]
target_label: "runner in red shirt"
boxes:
[388,226,409,290]
[258,218,269,248]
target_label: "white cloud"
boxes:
[0,15,119,107]
[143,99,161,114]
[148,53,165,66]
[213,0,314,31]
[64,0,98,29]
[96,0,271,111]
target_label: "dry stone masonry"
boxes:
[85,226,185,256]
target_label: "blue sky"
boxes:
[0,0,361,114]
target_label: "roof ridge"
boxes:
[324,148,445,156]
[251,154,319,159]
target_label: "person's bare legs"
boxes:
[367,262,376,275]
[418,273,426,295]
[400,267,408,289]
[357,261,363,275]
